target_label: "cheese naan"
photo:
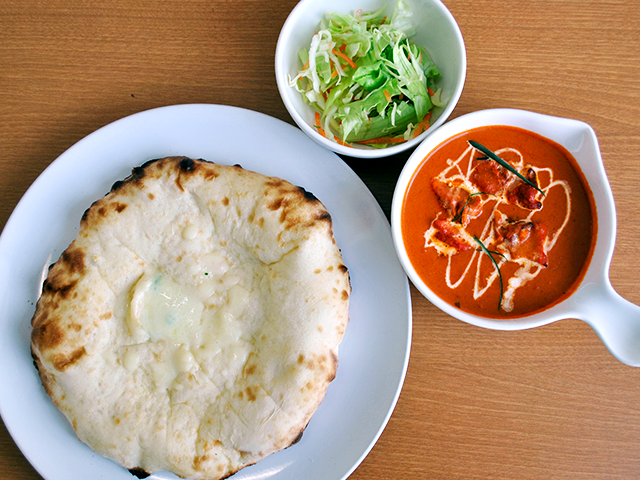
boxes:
[31,157,350,479]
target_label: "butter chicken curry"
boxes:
[401,126,597,318]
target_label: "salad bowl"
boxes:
[391,108,640,367]
[275,0,466,159]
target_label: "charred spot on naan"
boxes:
[305,351,339,382]
[178,156,197,172]
[128,467,151,479]
[289,429,305,446]
[176,157,212,191]
[110,158,160,192]
[97,201,128,217]
[298,186,319,202]
[50,347,87,372]
[265,184,333,233]
[31,312,65,351]
[39,248,85,300]
[31,309,88,372]
[109,156,186,194]
[58,248,86,274]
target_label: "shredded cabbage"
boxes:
[289,0,444,147]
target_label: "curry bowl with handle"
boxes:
[391,108,640,366]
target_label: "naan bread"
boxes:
[31,157,350,479]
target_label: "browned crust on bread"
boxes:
[127,467,151,478]
[110,156,335,234]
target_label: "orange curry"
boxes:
[401,126,597,318]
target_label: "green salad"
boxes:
[289,0,444,148]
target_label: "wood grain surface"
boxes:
[1,0,640,479]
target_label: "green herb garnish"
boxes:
[468,140,545,197]
[473,235,505,310]
[452,192,490,224]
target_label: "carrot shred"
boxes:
[314,111,352,147]
[331,68,338,78]
[428,87,435,96]
[302,60,309,71]
[383,89,392,103]
[334,137,353,147]
[315,119,329,139]
[332,48,357,69]
[412,112,432,138]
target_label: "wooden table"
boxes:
[2,0,640,478]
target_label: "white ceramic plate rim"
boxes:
[0,104,411,480]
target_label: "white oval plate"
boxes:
[0,104,411,480]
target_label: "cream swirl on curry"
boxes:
[424,144,572,312]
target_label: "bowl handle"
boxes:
[571,280,640,367]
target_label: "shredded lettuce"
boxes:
[289,0,444,146]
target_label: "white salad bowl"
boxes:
[391,108,640,367]
[275,0,466,159]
